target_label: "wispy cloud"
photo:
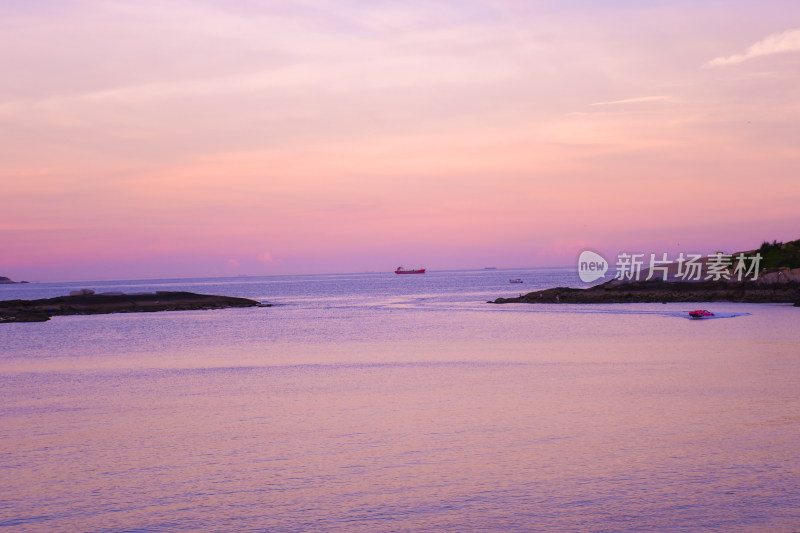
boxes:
[590,96,677,106]
[708,28,800,66]
[3,2,800,279]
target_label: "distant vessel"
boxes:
[484,267,497,270]
[395,266,426,274]
[689,309,714,319]
[509,278,523,283]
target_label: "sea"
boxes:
[1,268,799,532]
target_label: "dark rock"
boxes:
[0,291,269,323]
[493,279,800,305]
[0,276,28,284]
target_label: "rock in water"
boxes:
[0,291,269,323]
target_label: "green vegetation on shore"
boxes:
[756,239,800,270]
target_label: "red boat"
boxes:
[395,266,426,274]
[689,309,714,319]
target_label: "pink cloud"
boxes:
[257,252,277,264]
[708,28,800,66]
[1,2,798,280]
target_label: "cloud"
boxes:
[590,96,677,106]
[257,252,277,264]
[708,28,800,66]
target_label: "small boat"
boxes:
[395,266,426,274]
[689,309,714,319]
[509,278,523,283]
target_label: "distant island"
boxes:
[0,291,267,323]
[0,276,28,284]
[493,239,800,306]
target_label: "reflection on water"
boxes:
[1,270,799,531]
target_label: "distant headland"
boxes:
[493,239,800,306]
[0,291,268,323]
[0,276,29,284]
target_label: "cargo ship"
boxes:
[395,266,426,274]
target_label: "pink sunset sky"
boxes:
[1,1,799,281]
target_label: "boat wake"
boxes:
[376,296,755,319]
[675,311,750,320]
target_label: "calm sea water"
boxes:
[1,268,799,532]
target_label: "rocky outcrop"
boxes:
[494,239,800,305]
[754,267,800,284]
[69,288,96,296]
[0,276,28,284]
[0,291,268,323]
[492,279,800,305]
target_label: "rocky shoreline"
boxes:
[0,291,268,323]
[495,239,800,306]
[492,279,800,305]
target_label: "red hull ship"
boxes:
[395,266,426,274]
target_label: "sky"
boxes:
[1,0,799,281]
